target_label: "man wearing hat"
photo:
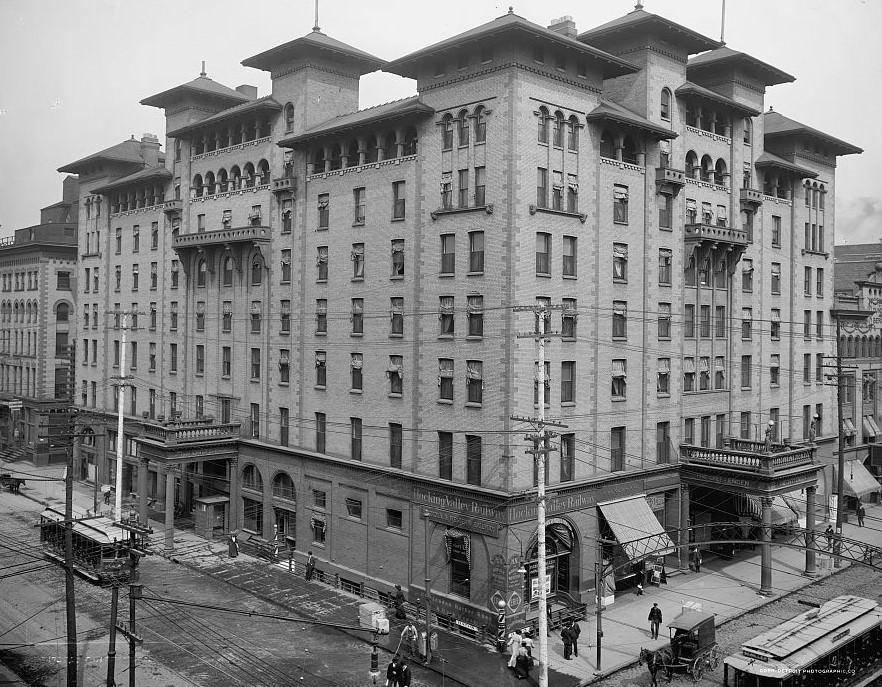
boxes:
[393,584,407,619]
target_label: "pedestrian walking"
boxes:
[546,601,553,635]
[506,627,523,668]
[824,524,834,550]
[636,582,644,596]
[393,584,407,619]
[513,645,532,679]
[648,602,662,640]
[304,551,316,580]
[401,622,418,658]
[228,532,239,558]
[857,503,866,527]
[385,656,400,687]
[521,627,535,657]
[561,623,574,660]
[570,619,581,656]
[690,546,702,573]
[397,657,412,687]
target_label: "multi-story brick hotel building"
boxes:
[59,6,860,635]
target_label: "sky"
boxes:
[0,0,880,243]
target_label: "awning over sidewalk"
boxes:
[842,459,880,499]
[598,495,675,561]
[741,495,800,526]
[842,418,857,436]
[865,415,881,438]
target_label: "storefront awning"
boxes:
[843,418,857,436]
[742,495,799,526]
[867,415,881,437]
[598,496,674,561]
[842,460,880,499]
[862,416,877,439]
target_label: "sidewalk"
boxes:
[5,458,880,687]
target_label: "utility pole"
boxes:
[513,303,565,687]
[111,310,135,520]
[64,343,77,687]
[594,537,605,670]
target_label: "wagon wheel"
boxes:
[707,647,720,670]
[690,658,704,682]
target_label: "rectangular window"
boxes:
[802,353,812,383]
[344,498,362,520]
[391,239,405,277]
[770,354,780,386]
[699,356,710,390]
[438,432,453,479]
[656,422,670,464]
[742,307,753,340]
[467,295,483,338]
[469,231,484,274]
[392,181,406,219]
[566,173,578,213]
[803,310,812,339]
[684,357,695,392]
[315,412,326,452]
[685,304,695,338]
[742,259,754,292]
[351,243,364,280]
[701,416,711,447]
[316,299,327,334]
[440,171,452,209]
[561,299,577,340]
[816,311,824,339]
[771,263,781,294]
[562,236,577,277]
[250,348,261,380]
[536,167,547,208]
[131,264,139,290]
[386,509,403,530]
[700,305,711,338]
[610,427,625,472]
[536,233,551,275]
[351,417,363,460]
[458,169,469,208]
[466,435,481,486]
[389,423,403,468]
[772,216,781,247]
[281,249,292,283]
[250,403,260,439]
[560,361,575,403]
[169,343,177,372]
[658,303,671,339]
[658,193,673,228]
[741,355,752,389]
[317,246,328,282]
[388,355,403,395]
[714,356,726,390]
[612,301,627,339]
[612,359,627,399]
[440,234,455,275]
[251,301,262,334]
[551,170,563,210]
[317,193,329,228]
[657,358,670,395]
[281,300,291,334]
[715,306,726,339]
[438,358,454,401]
[684,418,694,445]
[439,296,454,336]
[560,434,575,482]
[351,298,364,335]
[195,345,205,374]
[613,185,628,223]
[315,351,327,387]
[279,349,290,384]
[474,166,486,206]
[351,353,363,391]
[817,268,824,296]
[816,352,824,383]
[222,347,231,377]
[466,360,483,404]
[353,187,366,224]
[280,407,289,446]
[771,309,781,340]
[613,243,628,282]
[658,249,672,285]
[390,297,404,336]
[740,412,751,440]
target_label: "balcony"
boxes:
[173,225,269,251]
[272,176,295,193]
[162,199,183,216]
[655,167,686,195]
[684,222,748,247]
[141,418,241,447]
[739,188,763,206]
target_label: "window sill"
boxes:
[351,333,363,338]
[351,278,364,283]
[169,370,177,375]
[279,382,290,387]
[437,398,453,405]
[658,393,670,398]
[314,385,326,391]
[613,278,627,285]
[389,333,403,338]
[801,249,830,258]
[388,393,402,399]
[560,401,575,407]
[317,226,329,232]
[467,271,484,277]
[438,335,454,340]
[439,272,455,278]
[561,337,576,343]
[391,216,406,222]
[529,206,587,223]
[465,335,483,341]
[465,402,483,409]
[431,205,493,220]
[390,275,404,281]
[611,397,626,402]
[563,274,577,280]
[353,221,365,228]
[536,272,551,278]
[316,280,327,284]
[350,389,362,395]
[315,331,327,337]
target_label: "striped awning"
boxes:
[842,460,879,499]
[598,496,674,562]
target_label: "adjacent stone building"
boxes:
[58,6,861,637]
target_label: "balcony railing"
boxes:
[142,420,241,446]
[684,223,748,247]
[681,442,815,476]
[739,188,763,205]
[272,176,295,193]
[173,225,269,249]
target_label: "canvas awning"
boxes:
[598,496,675,562]
[862,416,876,439]
[865,415,881,437]
[842,460,879,499]
[842,418,857,436]
[741,495,799,526]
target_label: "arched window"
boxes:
[230,165,242,190]
[552,111,564,147]
[458,110,470,147]
[402,127,418,156]
[311,148,325,173]
[537,106,549,144]
[272,473,295,500]
[197,259,207,288]
[328,144,342,170]
[819,184,826,210]
[383,131,398,159]
[714,159,728,187]
[660,88,672,121]
[251,257,263,285]
[567,115,579,151]
[257,159,270,184]
[345,139,359,167]
[284,103,295,132]
[685,151,698,178]
[242,464,263,492]
[192,174,203,198]
[473,106,486,144]
[685,104,697,127]
[441,114,454,150]
[56,302,69,322]
[365,135,379,163]
[621,136,638,165]
[222,256,234,287]
[205,171,215,195]
[599,130,616,159]
[217,168,228,193]
[743,118,752,145]
[700,154,714,182]
[243,162,256,188]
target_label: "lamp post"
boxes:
[422,509,433,665]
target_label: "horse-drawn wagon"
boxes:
[640,608,719,683]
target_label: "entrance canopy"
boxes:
[742,495,799,526]
[598,495,674,561]
[842,459,879,499]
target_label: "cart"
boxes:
[660,609,719,682]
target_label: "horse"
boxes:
[639,646,673,686]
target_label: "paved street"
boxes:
[3,458,882,686]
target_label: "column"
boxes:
[804,486,817,576]
[137,457,149,525]
[679,484,690,571]
[164,466,175,553]
[228,457,239,533]
[760,496,773,594]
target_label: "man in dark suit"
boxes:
[397,657,412,687]
[569,619,582,656]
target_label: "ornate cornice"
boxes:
[271,62,360,81]
[420,61,602,96]
[613,43,687,65]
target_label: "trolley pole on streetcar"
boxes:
[513,303,565,687]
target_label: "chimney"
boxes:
[62,176,79,205]
[140,133,161,166]
[548,15,577,38]
[236,84,258,100]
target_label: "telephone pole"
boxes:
[512,304,565,687]
[64,343,78,687]
[110,310,137,520]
